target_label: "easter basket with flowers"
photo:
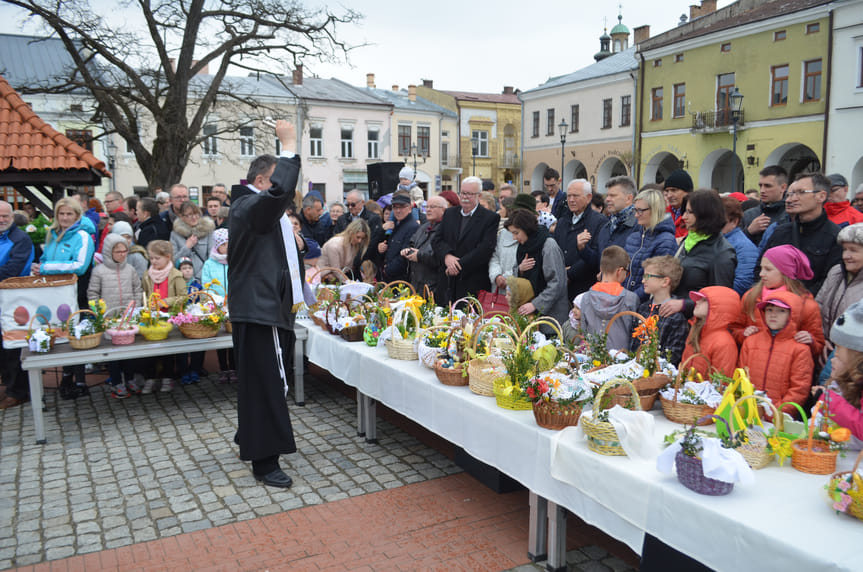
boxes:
[791,400,848,475]
[138,292,174,341]
[526,365,590,430]
[65,300,107,350]
[169,291,225,339]
[826,448,863,521]
[467,320,518,396]
[495,318,563,411]
[26,314,59,353]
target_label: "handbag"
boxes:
[477,289,508,315]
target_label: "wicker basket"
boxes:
[417,325,450,369]
[27,313,58,351]
[791,402,838,475]
[728,395,775,470]
[178,322,219,339]
[827,449,863,521]
[106,325,138,345]
[468,355,506,397]
[385,304,421,360]
[533,399,583,430]
[376,280,416,304]
[675,415,737,496]
[65,309,102,350]
[493,386,533,411]
[660,353,715,426]
[139,321,173,341]
[607,374,667,411]
[581,379,642,456]
[224,319,232,334]
[434,360,467,386]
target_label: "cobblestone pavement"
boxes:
[1,371,638,571]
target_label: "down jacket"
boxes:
[680,286,740,379]
[732,287,825,359]
[40,219,94,277]
[624,216,677,301]
[87,234,143,309]
[738,290,813,414]
[170,216,215,280]
[815,262,863,341]
[723,227,759,295]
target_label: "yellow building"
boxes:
[636,0,831,192]
[417,81,521,190]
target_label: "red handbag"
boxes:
[477,290,509,315]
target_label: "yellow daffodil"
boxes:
[592,360,601,367]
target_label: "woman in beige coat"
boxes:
[318,218,370,279]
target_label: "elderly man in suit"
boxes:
[432,176,500,305]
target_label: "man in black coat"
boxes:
[431,176,500,305]
[403,194,447,295]
[595,176,637,254]
[135,197,171,249]
[377,193,419,282]
[760,172,841,295]
[228,121,306,488]
[553,179,606,302]
[335,189,384,262]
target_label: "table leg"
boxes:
[293,335,304,406]
[546,500,567,572]
[528,491,548,562]
[28,369,46,445]
[356,392,366,437]
[363,394,377,444]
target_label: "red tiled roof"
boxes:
[0,74,111,177]
[442,90,521,105]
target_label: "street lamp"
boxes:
[730,87,744,194]
[471,135,479,176]
[558,119,568,187]
[513,152,519,187]
[405,142,426,181]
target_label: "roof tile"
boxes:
[0,73,110,176]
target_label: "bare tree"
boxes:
[2,0,359,191]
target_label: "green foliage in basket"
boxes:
[87,299,108,332]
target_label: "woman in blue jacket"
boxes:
[624,189,678,301]
[33,197,95,399]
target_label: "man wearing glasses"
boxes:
[760,172,841,295]
[543,167,567,219]
[160,184,190,225]
[334,189,383,261]
[824,173,863,227]
[853,185,863,214]
[103,191,125,214]
[432,176,500,304]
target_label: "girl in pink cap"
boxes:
[733,244,825,359]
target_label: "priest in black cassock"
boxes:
[228,120,310,488]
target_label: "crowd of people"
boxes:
[2,134,863,482]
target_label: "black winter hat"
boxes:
[664,169,694,192]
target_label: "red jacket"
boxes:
[738,290,813,413]
[732,287,825,358]
[824,201,863,227]
[681,286,740,379]
[666,205,688,238]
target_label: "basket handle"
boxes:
[28,313,51,330]
[729,394,776,437]
[591,378,642,416]
[449,295,484,320]
[309,266,350,284]
[604,310,646,336]
[775,401,808,432]
[517,317,564,346]
[691,414,733,440]
[422,284,435,306]
[672,352,712,403]
[832,448,863,481]
[806,401,822,452]
[377,280,416,302]
[470,321,518,354]
[64,308,97,332]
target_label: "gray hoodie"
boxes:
[580,285,640,351]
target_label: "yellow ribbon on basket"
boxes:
[713,368,762,438]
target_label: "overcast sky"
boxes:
[0,0,734,93]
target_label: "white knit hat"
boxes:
[837,222,863,247]
[110,221,133,237]
[831,299,863,353]
[398,166,414,180]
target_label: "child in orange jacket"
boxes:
[680,286,740,379]
[738,291,814,415]
[734,244,825,359]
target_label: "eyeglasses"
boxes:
[182,212,200,219]
[643,273,665,280]
[459,191,480,197]
[113,249,129,255]
[786,189,821,198]
[633,207,651,214]
[830,186,845,193]
[346,201,361,207]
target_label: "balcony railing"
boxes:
[690,109,745,131]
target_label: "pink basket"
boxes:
[106,326,138,346]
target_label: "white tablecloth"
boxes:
[300,321,861,569]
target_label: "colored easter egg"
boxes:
[13,306,29,325]
[34,305,52,323]
[56,304,71,323]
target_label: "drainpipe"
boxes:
[629,70,638,181]
[636,50,646,187]
[821,9,833,171]
[518,90,525,190]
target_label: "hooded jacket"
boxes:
[680,286,740,378]
[824,201,863,228]
[88,233,143,309]
[738,291,813,413]
[40,219,94,277]
[0,224,34,281]
[488,225,518,295]
[733,287,825,359]
[170,216,215,280]
[580,282,640,351]
[624,216,677,301]
[723,227,759,295]
[673,232,737,316]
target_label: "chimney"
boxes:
[689,4,701,20]
[422,79,433,88]
[292,64,303,86]
[700,0,717,15]
[633,25,650,44]
[392,84,399,92]
[502,86,514,95]
[366,73,375,88]
[408,84,417,102]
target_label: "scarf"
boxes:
[517,226,550,297]
[247,184,306,312]
[210,249,228,265]
[147,264,171,285]
[608,205,634,235]
[683,230,711,252]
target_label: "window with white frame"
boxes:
[441,141,449,166]
[472,130,488,157]
[340,126,353,158]
[367,128,379,159]
[309,126,323,157]
[202,124,218,156]
[239,126,254,156]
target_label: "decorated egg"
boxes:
[13,306,29,325]
[35,305,52,323]
[56,304,72,323]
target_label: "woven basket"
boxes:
[791,401,838,475]
[729,395,775,470]
[386,338,417,360]
[65,309,102,350]
[106,325,138,345]
[139,321,173,341]
[660,353,715,426]
[27,313,58,351]
[224,320,232,334]
[0,274,77,289]
[827,449,863,521]
[607,375,666,411]
[434,360,467,386]
[533,399,582,430]
[376,280,416,304]
[417,325,450,369]
[581,378,642,456]
[468,355,506,397]
[675,416,737,496]
[340,324,365,342]
[178,322,219,339]
[494,387,533,411]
